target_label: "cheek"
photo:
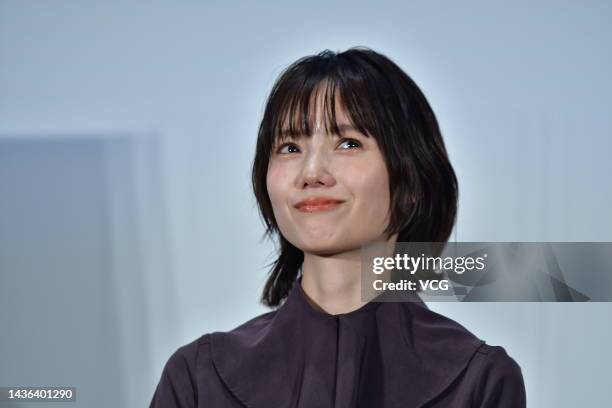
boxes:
[266,162,289,207]
[345,160,390,216]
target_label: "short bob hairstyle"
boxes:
[252,46,458,307]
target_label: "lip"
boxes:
[294,197,345,213]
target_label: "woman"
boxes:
[150,47,526,407]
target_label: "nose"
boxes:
[297,145,336,189]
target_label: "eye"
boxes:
[338,138,362,150]
[276,142,300,154]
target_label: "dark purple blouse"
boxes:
[150,279,526,407]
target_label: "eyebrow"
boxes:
[278,123,360,137]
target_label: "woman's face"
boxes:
[266,100,394,256]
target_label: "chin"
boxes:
[298,239,345,256]
[298,236,362,256]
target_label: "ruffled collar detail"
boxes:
[210,279,484,408]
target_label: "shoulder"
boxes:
[149,334,212,407]
[162,310,277,370]
[470,344,527,407]
[150,311,278,407]
[402,301,527,406]
[163,333,212,374]
[474,344,523,377]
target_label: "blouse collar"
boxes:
[210,278,485,408]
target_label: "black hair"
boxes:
[251,46,458,307]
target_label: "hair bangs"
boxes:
[268,73,377,151]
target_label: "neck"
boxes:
[300,249,363,315]
[300,235,398,315]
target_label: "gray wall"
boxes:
[0,1,610,407]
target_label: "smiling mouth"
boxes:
[295,201,344,213]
